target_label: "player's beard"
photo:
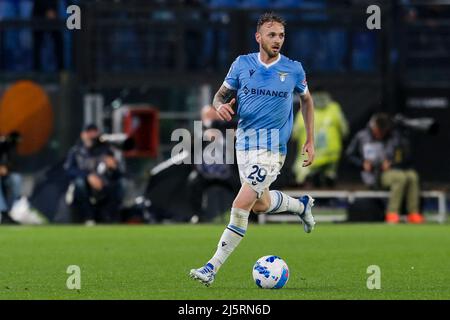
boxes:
[261,41,280,59]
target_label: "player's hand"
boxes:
[363,160,373,172]
[302,141,315,167]
[216,98,235,122]
[87,174,103,191]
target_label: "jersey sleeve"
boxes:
[294,62,308,95]
[223,57,240,90]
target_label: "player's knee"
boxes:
[252,201,270,214]
[232,197,254,211]
[232,183,260,211]
[232,198,246,210]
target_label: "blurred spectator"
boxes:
[32,0,63,71]
[292,89,348,187]
[0,132,23,224]
[278,0,348,71]
[0,0,29,71]
[352,32,376,72]
[239,0,273,52]
[239,0,271,8]
[346,1,377,71]
[346,113,424,224]
[182,0,208,70]
[204,0,238,69]
[186,105,240,222]
[64,124,124,225]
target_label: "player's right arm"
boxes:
[213,56,241,121]
[213,85,236,121]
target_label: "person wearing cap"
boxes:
[63,124,124,225]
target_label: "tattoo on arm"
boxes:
[213,85,235,110]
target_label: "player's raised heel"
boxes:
[189,263,215,287]
[298,195,316,233]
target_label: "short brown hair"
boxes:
[370,113,393,133]
[257,12,286,31]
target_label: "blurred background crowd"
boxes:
[0,0,449,225]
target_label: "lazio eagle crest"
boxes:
[278,72,288,82]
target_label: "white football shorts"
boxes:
[236,149,286,198]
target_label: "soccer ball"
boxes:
[252,255,289,289]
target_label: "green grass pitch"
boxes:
[1,223,450,300]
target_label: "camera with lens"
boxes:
[95,133,135,151]
[393,114,439,136]
[0,132,21,155]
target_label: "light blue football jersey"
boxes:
[224,52,308,154]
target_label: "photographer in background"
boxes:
[64,124,124,225]
[0,132,23,224]
[187,104,240,222]
[346,113,424,224]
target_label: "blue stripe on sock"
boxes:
[226,227,244,237]
[227,224,246,236]
[272,191,283,212]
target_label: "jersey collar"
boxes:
[258,52,281,68]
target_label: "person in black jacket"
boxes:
[0,132,23,224]
[64,124,124,224]
[346,113,424,224]
[32,0,64,71]
[186,105,240,222]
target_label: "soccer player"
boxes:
[190,12,316,286]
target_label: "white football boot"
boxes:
[189,263,215,287]
[298,195,316,233]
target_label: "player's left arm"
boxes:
[299,90,315,167]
